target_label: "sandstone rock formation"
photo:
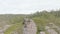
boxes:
[23,18,37,34]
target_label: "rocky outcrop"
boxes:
[23,18,37,34]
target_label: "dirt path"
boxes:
[0,25,11,34]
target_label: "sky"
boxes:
[0,0,60,14]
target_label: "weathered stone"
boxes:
[45,26,58,34]
[40,31,45,34]
[23,18,37,34]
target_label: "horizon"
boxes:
[0,0,60,14]
[0,9,60,14]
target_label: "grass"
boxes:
[4,22,23,34]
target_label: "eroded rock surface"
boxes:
[23,18,37,34]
